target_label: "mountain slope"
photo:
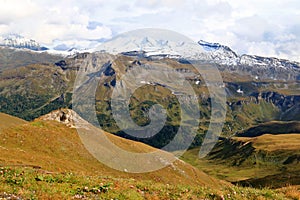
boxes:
[0,110,220,188]
[0,112,27,131]
[237,121,300,137]
[0,62,71,120]
[0,47,62,71]
[184,131,300,188]
[1,111,299,199]
[181,132,300,190]
[0,51,298,148]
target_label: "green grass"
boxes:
[0,166,295,200]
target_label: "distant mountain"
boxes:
[198,40,299,68]
[98,35,206,59]
[197,40,300,81]
[198,40,238,65]
[0,46,63,71]
[0,34,48,51]
[1,32,299,81]
[97,34,300,81]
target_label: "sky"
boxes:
[0,0,299,61]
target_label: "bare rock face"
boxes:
[39,109,89,129]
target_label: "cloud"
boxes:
[0,0,39,24]
[232,15,274,42]
[0,0,112,48]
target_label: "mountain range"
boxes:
[1,34,299,82]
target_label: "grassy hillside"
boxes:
[2,165,297,200]
[0,112,27,131]
[0,112,224,199]
[234,134,300,188]
[236,133,300,151]
[237,121,300,137]
[1,112,298,199]
[182,131,300,189]
[0,118,220,186]
[0,63,72,120]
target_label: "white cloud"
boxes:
[0,0,299,61]
[0,0,39,24]
[0,0,112,47]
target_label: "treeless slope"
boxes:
[235,133,300,188]
[0,111,221,188]
[197,133,300,188]
[237,121,300,137]
[0,113,27,131]
[236,134,300,151]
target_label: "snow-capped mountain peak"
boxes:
[0,32,298,81]
[198,40,223,51]
[0,34,48,51]
[96,31,299,81]
[97,30,208,60]
[197,40,239,65]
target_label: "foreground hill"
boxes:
[1,111,298,199]
[0,109,218,186]
[0,110,230,199]
[0,112,27,131]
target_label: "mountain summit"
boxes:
[0,32,299,81]
[0,34,48,51]
[97,30,300,81]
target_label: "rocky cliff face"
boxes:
[57,52,299,119]
[226,91,300,121]
[251,92,300,108]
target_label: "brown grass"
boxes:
[0,113,27,131]
[0,115,220,188]
[235,134,300,151]
[278,185,300,200]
